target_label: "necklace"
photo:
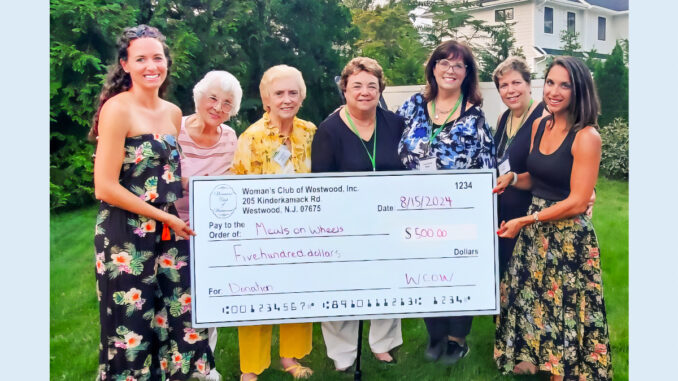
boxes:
[432,94,463,120]
[432,93,463,119]
[434,106,453,119]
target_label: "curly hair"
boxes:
[88,25,172,142]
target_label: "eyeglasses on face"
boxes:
[207,95,233,111]
[436,59,467,73]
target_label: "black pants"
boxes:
[424,316,473,345]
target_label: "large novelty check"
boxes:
[189,170,498,327]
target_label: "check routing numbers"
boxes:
[189,170,499,327]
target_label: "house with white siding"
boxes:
[416,0,629,76]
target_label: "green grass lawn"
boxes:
[50,177,628,380]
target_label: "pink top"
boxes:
[175,116,238,222]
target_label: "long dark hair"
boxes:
[88,25,172,142]
[544,56,600,132]
[423,40,482,106]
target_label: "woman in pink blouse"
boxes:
[174,70,242,380]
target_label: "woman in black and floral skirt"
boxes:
[492,56,612,381]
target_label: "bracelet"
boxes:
[511,171,518,186]
[532,211,539,222]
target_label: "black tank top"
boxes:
[527,118,577,201]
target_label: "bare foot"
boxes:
[513,361,538,375]
[550,375,564,381]
[240,372,257,381]
[374,351,393,362]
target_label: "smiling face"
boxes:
[121,37,167,91]
[344,70,380,114]
[196,86,233,128]
[497,70,531,112]
[543,64,573,115]
[266,76,301,123]
[433,54,466,94]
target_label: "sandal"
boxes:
[283,363,313,379]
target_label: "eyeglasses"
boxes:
[436,59,467,73]
[206,95,233,112]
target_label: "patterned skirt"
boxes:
[494,196,612,380]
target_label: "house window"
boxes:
[598,16,606,40]
[495,8,514,21]
[544,7,553,34]
[567,12,576,32]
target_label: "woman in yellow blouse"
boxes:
[232,65,316,381]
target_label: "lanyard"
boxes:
[498,99,533,158]
[345,108,377,171]
[429,93,463,143]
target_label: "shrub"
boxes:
[50,133,95,210]
[594,42,628,127]
[599,118,628,180]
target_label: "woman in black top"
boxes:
[311,57,404,371]
[491,57,546,275]
[492,57,612,381]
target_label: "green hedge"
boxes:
[599,118,629,180]
[50,133,95,210]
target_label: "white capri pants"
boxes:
[321,319,402,369]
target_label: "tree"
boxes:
[477,15,524,81]
[540,29,583,76]
[584,47,602,73]
[50,0,140,209]
[559,29,582,56]
[350,1,428,85]
[594,41,628,126]
[421,0,485,49]
[50,0,358,209]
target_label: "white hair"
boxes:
[192,70,243,116]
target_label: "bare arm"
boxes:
[93,100,195,238]
[497,126,601,238]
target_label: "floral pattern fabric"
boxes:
[94,134,214,381]
[232,112,316,175]
[397,93,495,170]
[494,196,612,380]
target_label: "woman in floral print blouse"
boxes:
[232,65,316,381]
[396,40,495,367]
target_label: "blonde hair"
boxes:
[259,65,306,112]
[492,56,531,90]
[339,57,386,93]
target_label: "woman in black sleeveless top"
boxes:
[492,57,612,381]
[491,57,546,275]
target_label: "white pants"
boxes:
[208,327,218,352]
[321,319,402,370]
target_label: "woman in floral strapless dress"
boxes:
[90,25,215,381]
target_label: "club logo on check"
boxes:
[210,185,238,219]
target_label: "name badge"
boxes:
[418,157,438,171]
[273,144,292,167]
[498,156,511,176]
